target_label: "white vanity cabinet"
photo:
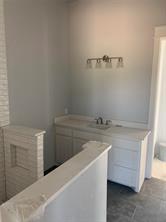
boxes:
[55,125,148,192]
[107,137,148,192]
[72,130,103,155]
[73,138,87,155]
[56,135,73,164]
[55,127,102,163]
[55,127,73,164]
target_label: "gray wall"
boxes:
[69,0,166,124]
[4,0,70,170]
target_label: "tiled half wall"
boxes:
[3,126,45,200]
[0,129,5,204]
[0,0,10,204]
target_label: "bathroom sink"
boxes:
[88,123,111,130]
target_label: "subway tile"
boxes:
[3,126,44,200]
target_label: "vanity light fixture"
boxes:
[106,58,112,68]
[87,59,92,69]
[96,59,102,68]
[87,55,123,68]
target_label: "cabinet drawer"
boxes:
[56,126,72,137]
[73,130,102,141]
[111,147,138,170]
[112,138,140,152]
[108,164,136,187]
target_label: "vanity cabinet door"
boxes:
[73,138,88,155]
[56,135,73,164]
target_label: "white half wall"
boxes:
[0,142,110,222]
[69,0,166,124]
[39,153,108,222]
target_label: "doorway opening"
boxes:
[152,38,166,181]
[148,27,166,181]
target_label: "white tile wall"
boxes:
[0,128,5,204]
[0,0,10,127]
[3,126,45,200]
[0,0,10,204]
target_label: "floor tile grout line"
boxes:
[107,179,166,222]
[131,205,137,222]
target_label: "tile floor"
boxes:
[107,178,166,222]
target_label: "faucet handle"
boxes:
[94,118,99,124]
[99,117,104,125]
[105,120,112,125]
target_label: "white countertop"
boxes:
[55,117,150,141]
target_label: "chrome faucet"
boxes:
[95,117,104,125]
[105,120,112,125]
[98,117,104,124]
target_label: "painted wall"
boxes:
[69,0,166,124]
[4,0,70,170]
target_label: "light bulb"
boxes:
[96,59,102,68]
